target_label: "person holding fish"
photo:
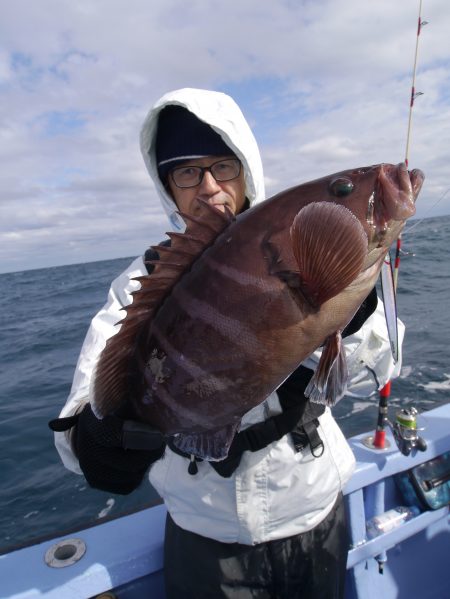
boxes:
[51,87,422,598]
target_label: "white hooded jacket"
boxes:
[55,88,403,544]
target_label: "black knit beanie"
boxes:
[155,105,235,182]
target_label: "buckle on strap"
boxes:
[301,420,324,457]
[290,428,309,452]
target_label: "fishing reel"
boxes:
[390,407,427,456]
[363,406,427,456]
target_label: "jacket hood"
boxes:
[140,88,265,231]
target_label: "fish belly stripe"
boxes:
[151,322,230,396]
[148,381,212,429]
[203,253,263,288]
[173,284,261,354]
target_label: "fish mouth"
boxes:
[368,163,425,244]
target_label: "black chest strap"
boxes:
[206,366,325,477]
[208,411,324,478]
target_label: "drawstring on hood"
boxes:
[140,88,265,231]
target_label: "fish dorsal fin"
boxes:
[146,203,233,275]
[92,200,234,419]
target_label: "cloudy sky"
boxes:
[1,0,449,274]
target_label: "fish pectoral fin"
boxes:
[290,202,368,305]
[262,231,319,306]
[305,332,348,406]
[171,422,240,462]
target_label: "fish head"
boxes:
[313,163,424,252]
[286,162,425,311]
[286,163,424,406]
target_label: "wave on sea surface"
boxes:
[419,373,450,392]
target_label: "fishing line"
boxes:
[403,187,450,236]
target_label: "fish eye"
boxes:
[329,177,354,197]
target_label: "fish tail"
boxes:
[171,422,240,461]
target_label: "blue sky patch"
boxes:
[36,110,88,138]
[11,52,44,89]
[220,77,316,145]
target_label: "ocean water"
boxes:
[0,215,449,553]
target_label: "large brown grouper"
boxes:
[92,163,424,460]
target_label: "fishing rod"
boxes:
[369,0,427,452]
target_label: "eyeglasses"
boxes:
[170,158,242,189]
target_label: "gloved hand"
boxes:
[49,404,165,495]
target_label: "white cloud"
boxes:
[1,0,449,273]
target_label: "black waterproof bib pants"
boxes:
[164,492,348,599]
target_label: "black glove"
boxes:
[49,404,165,495]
